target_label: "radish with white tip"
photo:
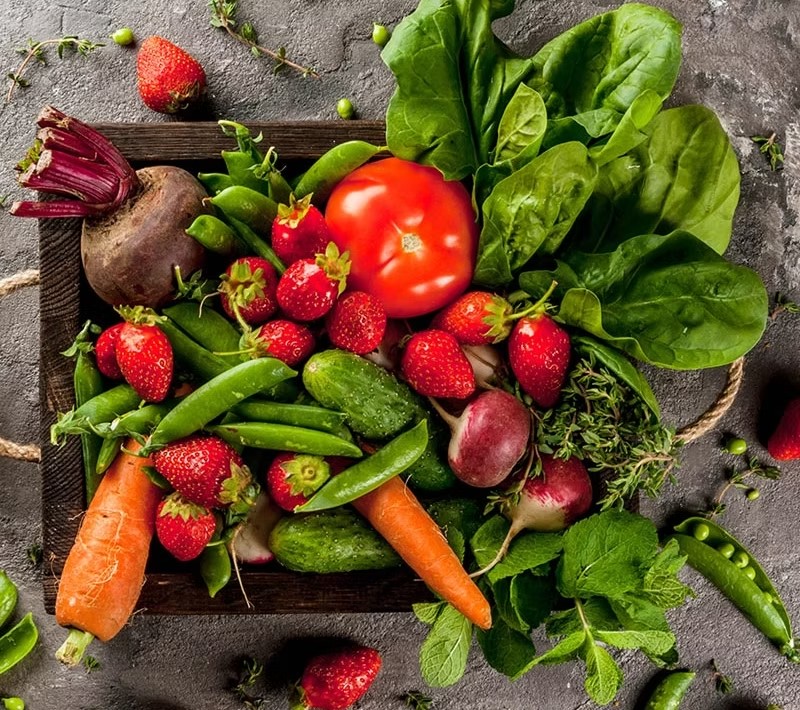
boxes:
[231,491,283,565]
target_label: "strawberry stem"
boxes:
[508,279,558,321]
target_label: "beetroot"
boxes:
[431,388,530,488]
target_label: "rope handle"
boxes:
[0,268,743,462]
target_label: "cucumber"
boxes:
[303,350,425,440]
[406,418,456,491]
[269,508,402,572]
[426,498,484,561]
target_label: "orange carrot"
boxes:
[55,439,162,665]
[352,476,492,630]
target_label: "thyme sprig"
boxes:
[752,132,784,171]
[209,0,317,77]
[403,691,435,709]
[6,36,104,103]
[230,657,267,709]
[771,292,800,320]
[533,357,680,509]
[706,456,780,519]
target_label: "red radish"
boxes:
[462,344,504,388]
[474,454,593,577]
[430,389,530,488]
[11,107,207,308]
[219,256,279,326]
[231,491,283,565]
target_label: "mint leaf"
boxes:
[643,538,693,608]
[414,601,445,625]
[512,573,557,631]
[419,604,473,687]
[471,516,563,581]
[476,617,537,680]
[533,632,586,665]
[545,598,619,637]
[593,629,675,656]
[582,640,623,706]
[557,510,658,599]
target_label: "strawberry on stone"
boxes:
[400,329,476,399]
[155,492,216,562]
[767,398,800,461]
[136,36,206,114]
[115,306,173,402]
[292,645,382,710]
[153,434,256,511]
[276,243,350,322]
[219,256,279,327]
[272,194,333,265]
[326,291,387,355]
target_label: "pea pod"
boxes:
[197,172,234,195]
[0,613,38,676]
[0,572,18,630]
[228,216,285,274]
[93,401,176,440]
[185,214,239,255]
[293,141,384,204]
[222,150,269,194]
[95,436,122,475]
[266,166,293,205]
[200,542,231,598]
[232,401,346,434]
[641,671,695,710]
[163,303,242,355]
[209,422,362,458]
[144,358,296,452]
[210,185,278,233]
[50,384,141,444]
[296,419,428,512]
[670,516,798,661]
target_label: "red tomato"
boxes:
[324,157,478,318]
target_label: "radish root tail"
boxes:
[470,523,520,579]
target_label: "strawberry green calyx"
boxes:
[220,461,260,517]
[220,260,269,309]
[165,80,204,114]
[159,491,212,521]
[481,294,514,342]
[282,455,331,497]
[288,683,307,710]
[116,305,166,326]
[277,193,314,229]
[316,242,351,295]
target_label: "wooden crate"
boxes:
[39,120,435,614]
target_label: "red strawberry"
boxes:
[432,291,513,345]
[293,646,382,710]
[400,329,476,399]
[95,322,125,379]
[219,256,279,326]
[508,314,570,409]
[136,36,206,114]
[249,319,315,367]
[266,453,332,511]
[155,492,216,562]
[115,308,173,402]
[272,194,333,265]
[767,398,800,460]
[153,434,255,510]
[326,291,387,355]
[276,243,350,321]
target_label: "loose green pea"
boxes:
[743,566,757,581]
[3,698,25,710]
[336,98,355,120]
[732,550,750,568]
[717,542,736,559]
[693,522,711,541]
[111,27,135,46]
[372,23,391,47]
[724,437,747,455]
[746,488,760,501]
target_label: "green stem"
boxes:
[509,279,559,321]
[55,628,94,667]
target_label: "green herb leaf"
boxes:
[582,640,623,706]
[419,603,473,687]
[642,539,693,608]
[413,601,445,625]
[476,616,537,680]
[593,628,675,656]
[532,631,586,666]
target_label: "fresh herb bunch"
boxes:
[533,355,681,509]
[230,656,266,709]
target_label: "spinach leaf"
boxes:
[494,84,547,166]
[474,142,597,286]
[580,105,741,254]
[520,231,768,369]
[383,1,682,180]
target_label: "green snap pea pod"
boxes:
[94,401,176,439]
[296,419,428,512]
[267,167,293,205]
[671,516,798,661]
[95,436,123,475]
[50,384,141,444]
[227,216,285,274]
[209,422,363,458]
[210,185,278,234]
[222,150,269,194]
[144,358,296,452]
[641,671,695,710]
[0,612,38,675]
[293,141,384,204]
[232,401,347,433]
[157,319,229,381]
[163,303,242,355]
[185,214,239,255]
[0,572,18,630]
[200,541,232,598]
[197,172,234,195]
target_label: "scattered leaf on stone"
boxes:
[752,133,785,171]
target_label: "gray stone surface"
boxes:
[0,0,798,707]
